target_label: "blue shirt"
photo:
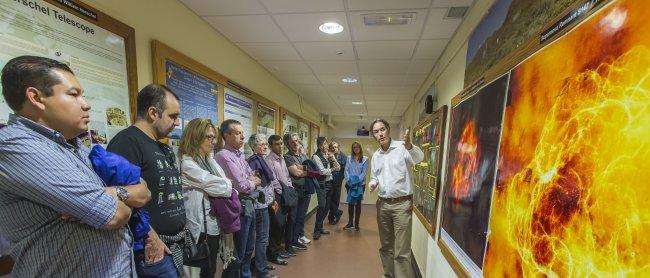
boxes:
[0,114,133,277]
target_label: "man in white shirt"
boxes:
[369,119,423,278]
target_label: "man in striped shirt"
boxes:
[0,56,151,277]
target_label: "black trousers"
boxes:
[314,182,333,233]
[347,202,362,227]
[328,179,344,222]
[267,204,285,260]
[200,234,220,278]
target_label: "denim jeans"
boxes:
[254,208,270,276]
[135,254,178,278]
[234,212,256,278]
[293,192,311,244]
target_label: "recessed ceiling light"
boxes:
[319,22,344,34]
[342,77,358,83]
[351,101,363,105]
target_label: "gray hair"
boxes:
[282,132,300,145]
[248,133,267,149]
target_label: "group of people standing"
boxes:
[0,55,423,278]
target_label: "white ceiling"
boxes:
[180,0,472,122]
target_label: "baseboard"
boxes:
[412,251,423,278]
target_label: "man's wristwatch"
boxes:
[116,186,130,202]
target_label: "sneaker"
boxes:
[343,224,354,231]
[291,243,307,250]
[313,231,321,240]
[298,236,311,244]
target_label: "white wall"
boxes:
[328,122,401,139]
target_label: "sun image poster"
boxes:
[440,73,508,272]
[483,0,650,276]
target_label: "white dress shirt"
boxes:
[181,154,232,242]
[370,140,424,198]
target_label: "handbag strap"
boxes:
[201,197,208,241]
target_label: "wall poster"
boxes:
[298,120,309,155]
[165,60,218,140]
[256,103,275,136]
[224,87,253,157]
[0,0,137,146]
[484,0,650,276]
[439,73,509,276]
[282,110,299,136]
[309,123,319,156]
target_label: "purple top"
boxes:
[215,145,255,194]
[265,151,292,193]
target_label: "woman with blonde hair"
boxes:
[179,118,235,278]
[344,141,368,231]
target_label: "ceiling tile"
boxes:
[331,93,363,101]
[363,85,404,95]
[359,60,410,74]
[413,39,447,59]
[274,73,320,84]
[338,104,367,114]
[421,8,462,39]
[262,0,344,13]
[392,101,412,115]
[431,0,474,8]
[181,0,265,16]
[308,61,358,74]
[349,9,428,41]
[361,74,405,85]
[324,84,362,94]
[408,59,435,74]
[317,74,359,85]
[274,13,351,42]
[348,0,432,11]
[288,84,326,95]
[355,41,417,60]
[363,93,400,101]
[237,43,301,60]
[204,15,286,43]
[366,100,397,109]
[260,61,311,74]
[404,74,427,85]
[294,42,355,60]
[367,108,394,117]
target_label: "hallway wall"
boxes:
[82,0,321,124]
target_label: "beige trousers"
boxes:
[376,198,414,278]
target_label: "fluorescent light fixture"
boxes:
[319,22,344,34]
[363,12,416,26]
[351,101,363,105]
[342,77,358,83]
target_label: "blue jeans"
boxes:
[234,212,256,278]
[254,208,270,276]
[293,193,311,244]
[135,254,178,278]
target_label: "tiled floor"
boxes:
[273,204,383,278]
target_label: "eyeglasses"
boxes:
[372,127,387,135]
[204,135,216,141]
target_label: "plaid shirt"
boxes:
[0,114,133,277]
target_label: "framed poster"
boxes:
[309,122,320,156]
[298,120,309,155]
[281,107,299,136]
[256,103,276,136]
[0,0,137,144]
[224,87,253,157]
[484,0,650,276]
[438,73,509,277]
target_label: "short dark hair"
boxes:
[370,119,390,132]
[316,136,327,147]
[1,55,74,111]
[136,84,179,119]
[268,134,282,145]
[219,119,241,139]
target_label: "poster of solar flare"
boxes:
[483,0,650,276]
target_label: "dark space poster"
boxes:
[440,73,508,268]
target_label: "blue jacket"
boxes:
[301,159,321,194]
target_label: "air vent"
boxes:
[226,80,253,96]
[446,6,469,19]
[363,12,416,26]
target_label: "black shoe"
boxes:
[269,257,288,266]
[267,264,277,270]
[320,229,330,235]
[343,223,354,230]
[285,248,297,256]
[313,231,321,240]
[278,253,291,259]
[291,243,307,250]
[328,220,336,225]
[355,226,360,231]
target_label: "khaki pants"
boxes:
[376,197,414,278]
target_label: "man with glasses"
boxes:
[368,119,423,278]
[108,84,186,277]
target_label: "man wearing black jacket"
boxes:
[328,141,346,225]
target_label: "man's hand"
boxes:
[403,128,413,150]
[145,229,171,264]
[272,201,279,211]
[249,175,262,187]
[61,214,80,222]
[123,179,151,208]
[369,180,379,192]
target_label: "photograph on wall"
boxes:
[440,73,508,273]
[464,0,575,85]
[256,104,275,136]
[484,0,650,276]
